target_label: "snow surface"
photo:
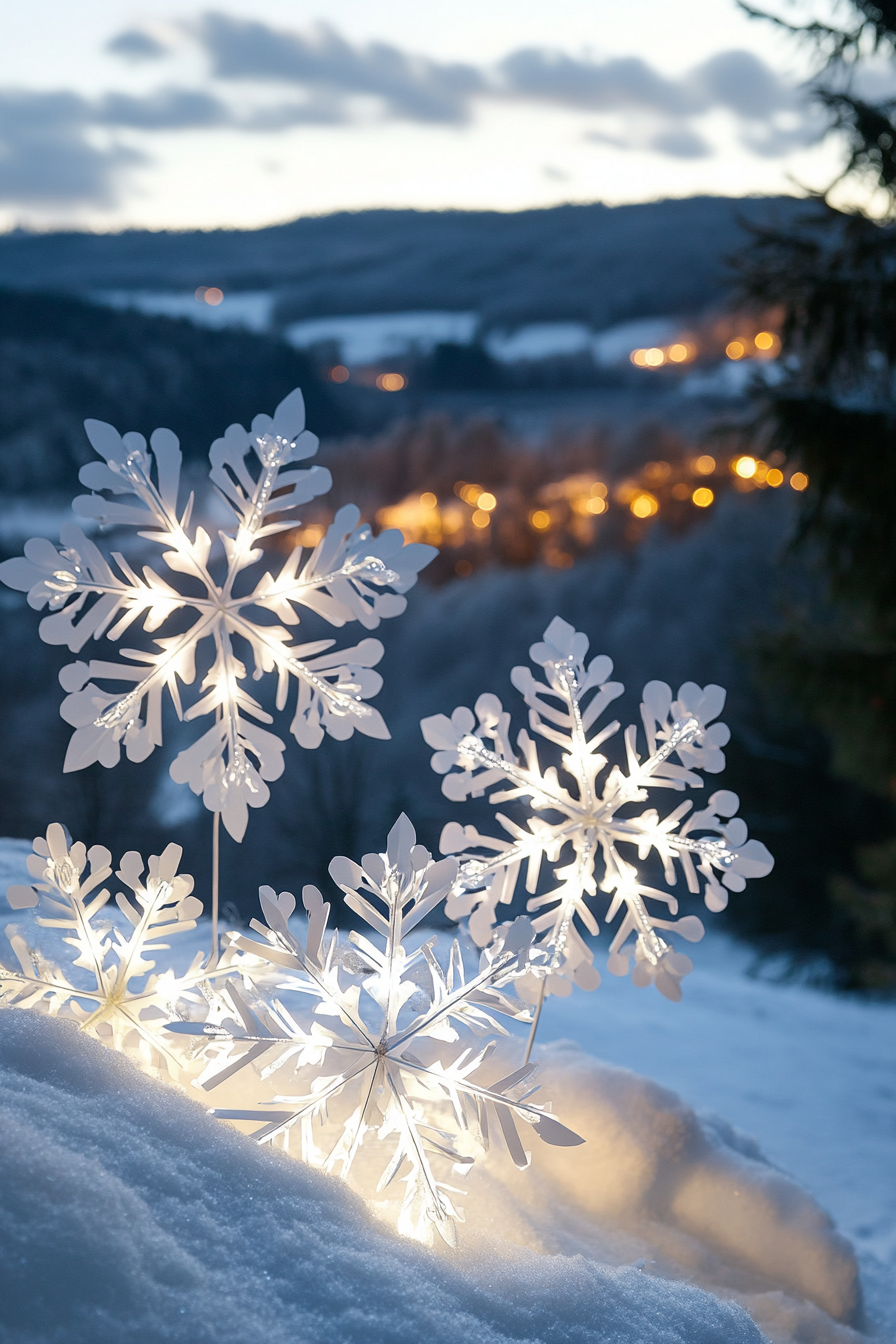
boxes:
[0,1010,763,1344]
[1,838,894,1344]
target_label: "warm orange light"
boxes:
[644,347,665,367]
[420,492,437,508]
[329,365,350,383]
[754,331,775,350]
[766,467,784,487]
[631,349,649,366]
[668,343,690,363]
[733,455,758,479]
[726,340,746,360]
[694,454,716,475]
[671,482,691,500]
[471,509,490,528]
[457,482,482,506]
[204,287,223,306]
[692,487,714,508]
[630,492,658,518]
[585,496,607,515]
[530,509,551,530]
[376,372,406,391]
[298,523,325,547]
[477,491,497,512]
[590,481,608,498]
[790,471,809,491]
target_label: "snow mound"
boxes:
[0,1009,763,1344]
[487,1045,863,1342]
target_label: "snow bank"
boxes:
[0,1010,764,1344]
[484,1045,864,1343]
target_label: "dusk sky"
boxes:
[0,0,857,232]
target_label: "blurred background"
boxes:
[1,0,894,991]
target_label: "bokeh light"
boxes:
[790,471,809,491]
[695,454,716,474]
[329,365,350,383]
[630,492,658,518]
[530,509,551,530]
[376,372,406,391]
[733,455,758,479]
[692,486,714,508]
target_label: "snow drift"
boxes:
[0,1009,765,1344]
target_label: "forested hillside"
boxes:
[0,196,802,330]
[0,290,342,494]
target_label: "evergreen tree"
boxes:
[737,1,896,987]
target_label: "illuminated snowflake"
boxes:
[0,822,227,1075]
[421,617,774,1002]
[170,814,582,1244]
[0,388,434,839]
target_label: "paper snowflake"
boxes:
[0,822,226,1074]
[421,617,774,1002]
[0,388,434,839]
[169,814,582,1243]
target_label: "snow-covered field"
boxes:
[1,836,893,1344]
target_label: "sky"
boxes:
[0,0,857,233]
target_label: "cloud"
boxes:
[499,50,695,116]
[95,88,230,131]
[189,15,815,157]
[0,19,821,209]
[106,29,170,62]
[650,126,712,158]
[0,92,144,208]
[194,13,484,124]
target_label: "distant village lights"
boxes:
[630,342,695,368]
[630,492,658,518]
[692,487,714,508]
[194,286,223,306]
[329,365,350,383]
[376,372,406,391]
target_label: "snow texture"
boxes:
[0,1009,764,1344]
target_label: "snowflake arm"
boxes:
[0,388,436,839]
[170,814,582,1243]
[422,616,774,1001]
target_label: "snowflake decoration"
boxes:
[169,814,582,1244]
[421,617,774,1002]
[0,388,434,839]
[0,822,228,1074]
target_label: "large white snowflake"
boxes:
[0,388,434,839]
[169,814,582,1244]
[421,617,774,1002]
[0,822,228,1075]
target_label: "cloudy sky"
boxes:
[0,0,852,232]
